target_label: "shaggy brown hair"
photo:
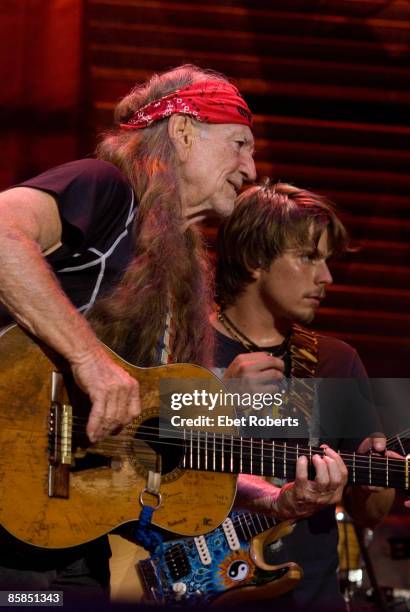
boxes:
[89,65,231,367]
[216,181,349,308]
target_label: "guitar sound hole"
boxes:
[131,416,184,479]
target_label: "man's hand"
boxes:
[272,446,348,520]
[71,347,140,443]
[343,434,396,526]
[223,352,285,393]
[356,434,393,493]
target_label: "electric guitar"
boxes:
[0,325,408,549]
[135,512,302,605]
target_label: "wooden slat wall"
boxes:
[84,0,410,376]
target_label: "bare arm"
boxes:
[0,187,140,441]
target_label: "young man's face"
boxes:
[256,228,333,325]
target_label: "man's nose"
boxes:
[241,150,257,182]
[317,260,333,285]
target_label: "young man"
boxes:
[0,64,256,597]
[212,182,395,611]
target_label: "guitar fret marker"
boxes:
[386,454,388,488]
[182,429,186,468]
[272,440,275,477]
[353,452,356,484]
[369,450,372,486]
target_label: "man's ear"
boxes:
[250,267,261,281]
[168,115,196,162]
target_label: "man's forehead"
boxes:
[229,124,254,142]
[288,226,330,254]
[211,123,254,142]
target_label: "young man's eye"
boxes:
[300,252,317,262]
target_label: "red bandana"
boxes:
[120,81,253,130]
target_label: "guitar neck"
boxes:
[229,511,278,542]
[182,432,409,490]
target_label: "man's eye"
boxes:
[235,140,245,147]
[300,253,316,262]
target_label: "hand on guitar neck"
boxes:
[235,445,347,521]
[343,435,402,525]
[273,445,348,520]
[237,436,404,525]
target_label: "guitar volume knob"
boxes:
[172,582,187,599]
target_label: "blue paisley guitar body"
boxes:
[137,512,302,605]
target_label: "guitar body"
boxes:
[136,515,302,605]
[0,326,236,548]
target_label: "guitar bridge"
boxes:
[48,371,72,498]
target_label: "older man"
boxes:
[0,65,256,597]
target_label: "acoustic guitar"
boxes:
[0,326,408,549]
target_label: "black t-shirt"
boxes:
[0,158,137,326]
[214,329,369,612]
[0,159,137,570]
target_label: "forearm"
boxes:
[0,228,101,364]
[235,474,281,515]
[343,485,395,528]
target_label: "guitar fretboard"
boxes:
[182,431,409,490]
[232,511,278,541]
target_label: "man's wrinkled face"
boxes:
[179,123,256,219]
[256,229,333,325]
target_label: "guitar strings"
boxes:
[68,415,409,458]
[48,431,408,477]
[162,513,274,567]
[69,413,410,457]
[386,429,410,453]
[65,420,409,467]
[68,413,410,458]
[56,421,409,470]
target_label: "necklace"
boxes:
[217,310,291,357]
[217,309,319,434]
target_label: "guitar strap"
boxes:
[286,324,319,445]
[158,300,176,365]
[135,301,177,547]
